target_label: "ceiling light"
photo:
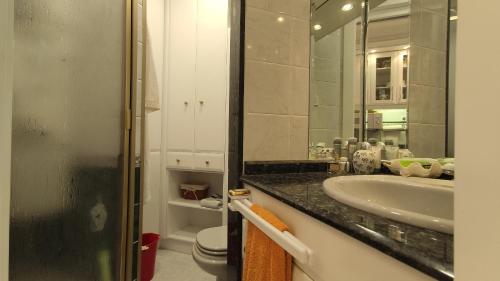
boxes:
[277,16,285,23]
[370,49,377,53]
[342,3,354,11]
[313,24,322,31]
[450,15,458,21]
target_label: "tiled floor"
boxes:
[152,250,216,281]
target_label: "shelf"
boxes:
[168,225,206,243]
[168,197,223,212]
[376,67,391,71]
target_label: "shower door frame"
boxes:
[0,0,14,280]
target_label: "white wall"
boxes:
[141,0,164,234]
[455,1,500,280]
[0,0,13,279]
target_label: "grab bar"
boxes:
[229,197,312,264]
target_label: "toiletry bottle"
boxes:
[347,137,358,172]
[369,138,381,172]
[384,140,399,160]
[339,157,349,174]
[308,142,316,159]
[333,138,342,161]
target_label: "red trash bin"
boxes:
[141,233,160,281]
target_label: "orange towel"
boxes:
[242,204,292,281]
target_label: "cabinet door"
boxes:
[194,0,229,153]
[369,52,397,104]
[398,50,409,103]
[166,0,197,151]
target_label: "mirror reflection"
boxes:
[309,0,364,158]
[309,0,455,160]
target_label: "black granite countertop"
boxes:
[240,162,454,281]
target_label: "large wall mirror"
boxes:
[309,0,456,159]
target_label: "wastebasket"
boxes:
[141,233,160,281]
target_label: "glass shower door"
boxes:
[10,0,131,280]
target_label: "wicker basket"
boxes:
[179,183,209,200]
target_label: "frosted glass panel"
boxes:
[10,0,127,280]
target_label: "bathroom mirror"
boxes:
[365,0,455,158]
[309,0,365,154]
[309,0,456,159]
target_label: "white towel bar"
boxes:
[229,198,312,264]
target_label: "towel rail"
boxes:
[229,198,312,264]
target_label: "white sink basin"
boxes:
[322,175,454,234]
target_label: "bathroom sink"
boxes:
[322,175,454,234]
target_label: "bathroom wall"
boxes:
[141,0,164,234]
[0,0,13,279]
[455,0,500,279]
[243,0,310,160]
[407,0,448,157]
[309,30,343,146]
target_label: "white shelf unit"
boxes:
[164,170,228,253]
[161,0,230,254]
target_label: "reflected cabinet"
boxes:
[367,49,408,105]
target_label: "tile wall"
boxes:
[309,30,343,146]
[243,0,311,161]
[408,0,448,157]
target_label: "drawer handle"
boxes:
[176,159,180,163]
[184,101,188,105]
[205,160,210,165]
[199,100,204,105]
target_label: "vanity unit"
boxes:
[240,161,453,281]
[161,0,230,253]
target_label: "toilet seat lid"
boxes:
[196,226,227,252]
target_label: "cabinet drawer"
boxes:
[194,153,225,172]
[167,152,194,170]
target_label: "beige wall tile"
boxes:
[313,57,339,82]
[244,0,311,161]
[408,84,446,125]
[269,0,310,20]
[409,46,446,88]
[245,60,291,114]
[410,8,447,51]
[244,113,290,160]
[245,7,291,64]
[420,0,448,15]
[309,105,339,130]
[247,0,268,9]
[313,81,340,106]
[309,129,337,146]
[291,18,310,67]
[289,116,309,159]
[408,123,446,158]
[289,67,310,116]
[314,30,342,59]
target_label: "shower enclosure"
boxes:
[8,0,142,280]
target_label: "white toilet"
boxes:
[192,225,228,281]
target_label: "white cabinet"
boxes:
[162,0,229,254]
[247,185,436,281]
[166,0,229,158]
[367,50,408,105]
[166,0,197,151]
[194,0,229,153]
